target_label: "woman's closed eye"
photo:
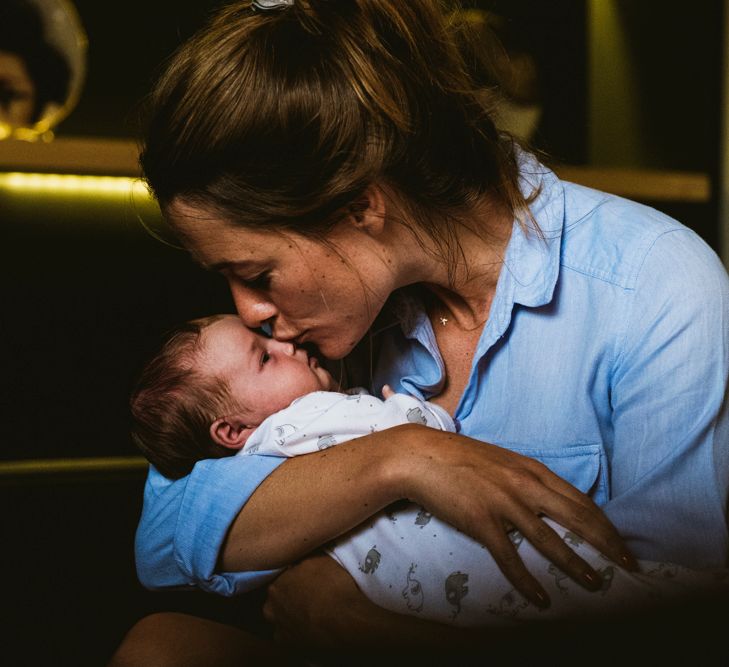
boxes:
[242,271,271,289]
[261,351,271,366]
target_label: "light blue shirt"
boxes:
[135,162,729,596]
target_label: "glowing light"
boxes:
[0,456,148,478]
[0,172,153,198]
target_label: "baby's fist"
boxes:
[381,384,396,399]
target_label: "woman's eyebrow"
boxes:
[205,259,261,273]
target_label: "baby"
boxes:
[131,314,726,626]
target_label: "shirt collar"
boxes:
[389,153,566,336]
[503,153,565,308]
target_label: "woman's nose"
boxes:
[268,339,296,356]
[228,280,277,329]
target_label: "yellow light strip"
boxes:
[0,172,152,198]
[0,456,148,477]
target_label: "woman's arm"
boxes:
[223,423,634,606]
[603,229,729,566]
[262,553,508,657]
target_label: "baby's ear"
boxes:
[209,417,255,450]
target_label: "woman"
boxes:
[111,0,729,663]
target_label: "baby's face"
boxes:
[197,315,338,426]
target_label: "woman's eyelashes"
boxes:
[241,271,271,289]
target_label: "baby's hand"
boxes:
[381,384,396,400]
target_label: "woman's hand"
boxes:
[263,553,490,656]
[393,425,638,607]
[263,553,366,652]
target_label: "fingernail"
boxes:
[582,570,600,589]
[620,553,639,571]
[534,590,550,609]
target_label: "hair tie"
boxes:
[252,0,294,11]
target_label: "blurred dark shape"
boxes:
[0,0,71,126]
[451,8,543,142]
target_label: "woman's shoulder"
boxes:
[558,181,724,292]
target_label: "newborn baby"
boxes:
[131,314,726,625]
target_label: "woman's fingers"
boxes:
[507,507,603,591]
[406,433,638,604]
[533,469,639,570]
[510,462,638,575]
[493,453,637,571]
[471,504,601,607]
[478,520,551,607]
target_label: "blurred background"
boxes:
[1,1,727,664]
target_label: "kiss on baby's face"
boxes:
[197,315,339,427]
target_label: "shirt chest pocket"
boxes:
[503,443,609,506]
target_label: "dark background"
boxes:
[2,1,727,665]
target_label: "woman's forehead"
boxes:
[166,199,235,237]
[165,199,298,268]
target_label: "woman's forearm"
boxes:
[333,590,500,654]
[264,553,505,658]
[219,424,418,571]
[222,423,632,607]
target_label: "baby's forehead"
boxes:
[197,316,258,365]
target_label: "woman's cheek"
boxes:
[320,336,356,361]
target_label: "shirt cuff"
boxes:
[175,453,286,596]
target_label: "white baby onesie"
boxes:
[241,390,727,626]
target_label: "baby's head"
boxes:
[130,314,337,479]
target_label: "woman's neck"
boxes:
[402,200,514,330]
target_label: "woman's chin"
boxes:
[319,340,358,362]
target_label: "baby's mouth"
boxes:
[300,341,320,360]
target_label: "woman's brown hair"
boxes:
[140,0,534,253]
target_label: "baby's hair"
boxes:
[130,315,241,479]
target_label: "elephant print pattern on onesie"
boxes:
[238,389,729,627]
[359,547,381,574]
[402,564,424,612]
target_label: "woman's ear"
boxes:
[209,416,255,451]
[350,185,387,236]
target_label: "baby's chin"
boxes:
[323,372,341,392]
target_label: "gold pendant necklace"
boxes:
[434,307,488,333]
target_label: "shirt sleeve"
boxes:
[135,454,285,596]
[606,228,729,567]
